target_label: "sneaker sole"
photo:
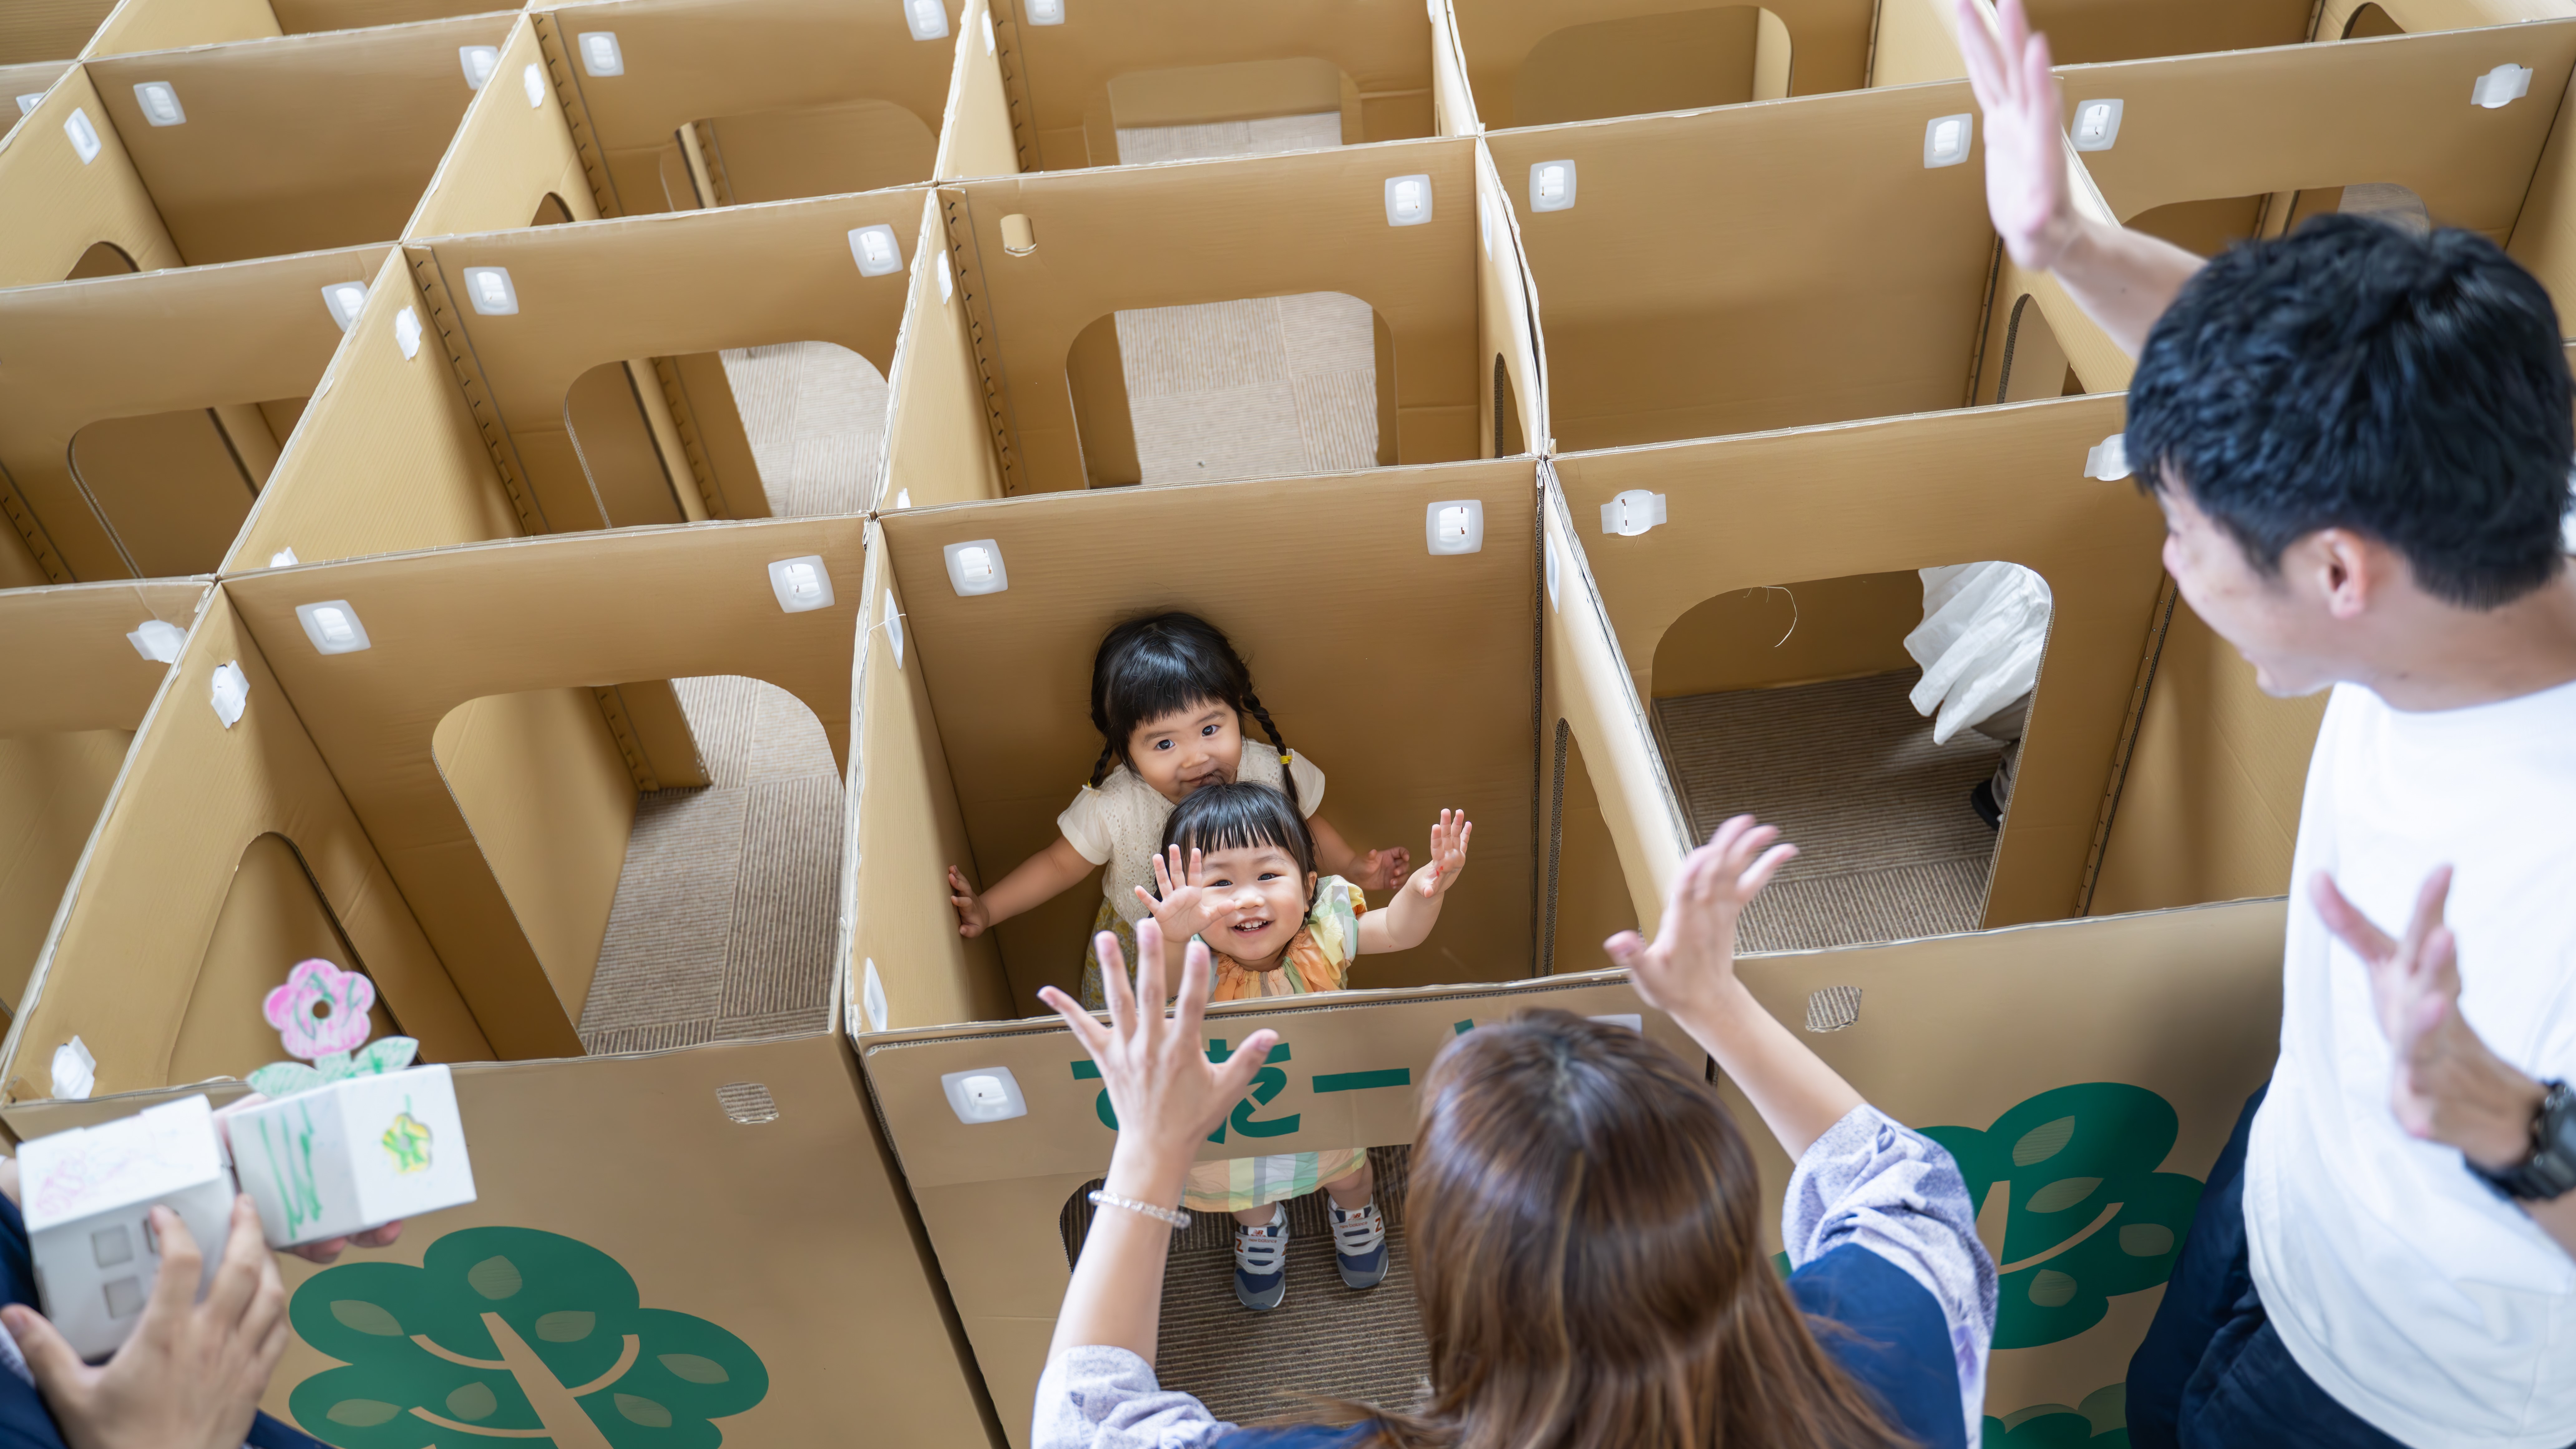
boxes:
[1236,1276,1287,1311]
[1336,1253,1387,1290]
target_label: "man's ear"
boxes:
[2307,528,2392,621]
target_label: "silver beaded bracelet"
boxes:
[1087,1189,1190,1229]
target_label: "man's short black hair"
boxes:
[2127,212,2572,609]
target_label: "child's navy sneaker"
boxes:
[1233,1204,1288,1311]
[1330,1200,1387,1290]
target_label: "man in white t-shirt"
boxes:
[1961,3,2576,1444]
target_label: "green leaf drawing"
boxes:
[1981,1384,2130,1448]
[288,1226,768,1447]
[1922,1084,2201,1350]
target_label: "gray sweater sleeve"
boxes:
[1783,1104,2000,1446]
[1033,1345,1239,1449]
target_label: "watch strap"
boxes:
[2469,1079,2576,1202]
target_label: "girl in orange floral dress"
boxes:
[1132,782,1471,1311]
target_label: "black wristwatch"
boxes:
[2469,1079,2576,1202]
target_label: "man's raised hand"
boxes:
[1957,0,2079,270]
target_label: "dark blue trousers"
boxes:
[2127,1084,2405,1449]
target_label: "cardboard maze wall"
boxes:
[904,134,1546,503]
[0,580,207,1021]
[0,246,383,591]
[0,15,512,289]
[3,518,871,1097]
[0,1017,998,1446]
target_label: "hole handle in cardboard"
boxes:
[1599,490,1666,537]
[459,45,499,90]
[462,267,518,316]
[907,0,951,41]
[768,556,836,613]
[63,108,101,164]
[850,224,905,276]
[2071,99,2122,152]
[321,281,368,332]
[1427,499,1484,555]
[1386,174,1433,227]
[1530,159,1575,212]
[1924,113,1972,168]
[943,539,1008,595]
[942,1066,1028,1124]
[133,82,184,127]
[577,31,623,76]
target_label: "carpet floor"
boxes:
[1655,670,2004,952]
[1063,1146,1429,1427]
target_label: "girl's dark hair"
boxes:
[1160,783,1319,913]
[1356,1011,1914,1449]
[1088,612,1297,808]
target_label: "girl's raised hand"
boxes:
[1138,845,1236,942]
[1038,919,1275,1167]
[947,864,991,937]
[1411,810,1473,898]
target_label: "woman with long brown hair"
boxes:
[1032,816,1996,1449]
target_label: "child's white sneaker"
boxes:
[1233,1204,1288,1311]
[1330,1200,1388,1290]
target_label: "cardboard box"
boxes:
[18,1093,233,1361]
[226,1064,477,1246]
[0,244,385,589]
[0,579,207,1018]
[0,15,512,288]
[81,0,515,61]
[4,1007,1001,1445]
[897,134,1544,502]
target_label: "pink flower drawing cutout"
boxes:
[263,959,374,1061]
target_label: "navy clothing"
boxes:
[2128,1085,2411,1449]
[0,1194,325,1449]
[1215,1428,1374,1448]
[1791,1244,1968,1449]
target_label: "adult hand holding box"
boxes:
[17,1095,236,1361]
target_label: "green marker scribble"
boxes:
[259,1101,326,1238]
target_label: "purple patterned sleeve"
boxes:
[1034,1346,1239,1449]
[1783,1104,2000,1445]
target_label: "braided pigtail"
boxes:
[1087,742,1118,789]
[1241,691,1300,815]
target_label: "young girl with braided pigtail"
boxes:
[946,611,1411,1009]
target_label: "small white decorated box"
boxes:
[19,1095,236,1360]
[227,1064,476,1247]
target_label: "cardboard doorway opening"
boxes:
[560,342,888,526]
[66,410,272,578]
[1647,565,2048,952]
[1064,293,1394,489]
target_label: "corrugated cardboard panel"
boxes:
[0,65,185,287]
[4,1026,1001,1447]
[85,15,513,267]
[227,250,523,573]
[1471,138,1544,455]
[2022,0,2314,65]
[547,0,958,215]
[844,525,1014,1033]
[2088,602,2329,914]
[1727,898,2285,1420]
[2315,0,2573,37]
[943,138,1482,494]
[0,579,207,1013]
[863,968,1694,1447]
[221,520,867,1059]
[3,587,490,1103]
[1456,0,1875,119]
[935,0,1020,180]
[0,60,72,110]
[1551,396,2169,929]
[270,0,520,32]
[877,461,1538,1003]
[402,189,917,531]
[0,0,115,65]
[0,246,385,584]
[883,191,1005,510]
[1487,86,1995,451]
[2065,21,2576,239]
[402,13,601,240]
[80,0,280,57]
[998,0,1434,170]
[1538,473,1687,943]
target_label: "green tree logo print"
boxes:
[1922,1083,2200,1349]
[287,1226,769,1447]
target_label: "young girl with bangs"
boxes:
[1139,782,1472,1313]
[946,612,1411,1010]
[1031,815,1998,1449]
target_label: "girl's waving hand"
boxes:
[1412,810,1472,898]
[1359,809,1473,957]
[1137,844,1239,943]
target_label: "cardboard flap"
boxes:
[84,14,516,266]
[0,64,185,287]
[0,579,207,737]
[1551,396,2169,929]
[872,461,1538,1001]
[1486,85,1996,451]
[944,137,1482,493]
[2063,21,2576,234]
